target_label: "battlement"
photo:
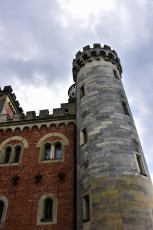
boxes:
[72,43,122,82]
[0,100,76,124]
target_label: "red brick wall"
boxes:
[0,123,75,230]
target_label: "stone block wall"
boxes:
[74,44,153,230]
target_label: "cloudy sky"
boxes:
[0,0,153,179]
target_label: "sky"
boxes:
[0,0,153,179]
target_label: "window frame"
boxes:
[4,146,11,163]
[13,145,22,163]
[80,84,85,98]
[54,142,62,160]
[83,194,90,223]
[80,128,87,146]
[40,141,63,163]
[135,153,147,176]
[37,194,58,225]
[0,196,8,225]
[0,144,23,166]
[113,69,119,80]
[41,198,53,222]
[122,100,130,116]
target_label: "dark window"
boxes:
[83,195,90,222]
[80,128,87,146]
[136,154,147,176]
[14,146,21,163]
[55,143,62,159]
[41,198,53,222]
[44,144,51,160]
[113,70,119,80]
[4,147,11,163]
[80,85,85,98]
[64,109,68,115]
[0,201,4,223]
[122,101,130,116]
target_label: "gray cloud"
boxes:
[0,0,153,177]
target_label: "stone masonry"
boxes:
[73,44,153,230]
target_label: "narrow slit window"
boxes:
[113,70,119,80]
[64,109,68,115]
[14,146,21,163]
[136,154,147,176]
[83,195,90,222]
[80,85,85,98]
[44,144,51,160]
[55,143,62,159]
[4,147,11,163]
[122,101,130,116]
[80,128,87,146]
[0,201,4,223]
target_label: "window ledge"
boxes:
[40,159,63,164]
[0,162,20,167]
[37,219,56,225]
[41,218,53,222]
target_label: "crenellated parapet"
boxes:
[72,43,122,81]
[0,100,76,133]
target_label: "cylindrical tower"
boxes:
[73,44,153,230]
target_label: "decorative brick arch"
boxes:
[0,136,28,151]
[36,132,69,148]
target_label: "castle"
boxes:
[0,44,153,230]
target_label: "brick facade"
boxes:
[0,122,76,230]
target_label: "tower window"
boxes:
[113,70,119,80]
[136,154,147,176]
[83,195,90,222]
[80,85,85,98]
[64,109,68,115]
[55,143,62,159]
[80,128,87,146]
[122,101,130,116]
[0,201,4,223]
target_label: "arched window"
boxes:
[14,146,21,163]
[0,201,4,223]
[0,197,8,224]
[37,194,58,225]
[55,143,62,159]
[4,147,11,163]
[42,198,53,221]
[43,144,51,160]
[0,136,27,166]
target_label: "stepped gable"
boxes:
[72,43,122,81]
[0,85,23,114]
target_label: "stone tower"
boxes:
[73,44,153,230]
